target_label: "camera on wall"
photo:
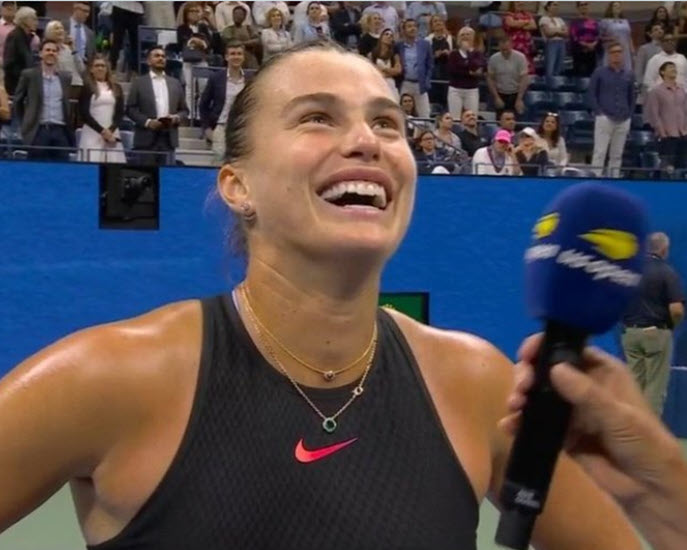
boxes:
[99,166,160,230]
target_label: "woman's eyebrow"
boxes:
[281,93,405,119]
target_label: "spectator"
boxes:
[126,46,188,165]
[457,109,488,157]
[644,34,687,92]
[675,1,687,56]
[0,1,16,62]
[644,5,673,43]
[599,1,633,72]
[636,24,665,98]
[414,129,456,174]
[400,91,417,116]
[370,28,401,100]
[588,41,635,177]
[536,112,568,166]
[426,14,450,105]
[400,91,425,138]
[446,26,485,120]
[220,6,260,69]
[358,11,383,57]
[514,126,549,176]
[14,39,75,161]
[497,108,517,137]
[621,232,684,417]
[175,1,217,30]
[407,1,446,39]
[487,36,528,117]
[644,61,687,173]
[66,2,95,66]
[503,1,536,74]
[330,2,362,50]
[260,7,292,63]
[362,2,400,36]
[293,2,331,44]
[293,1,329,31]
[78,54,125,163]
[2,6,36,95]
[397,18,432,118]
[433,111,462,150]
[44,21,86,95]
[472,129,519,175]
[177,2,213,115]
[109,1,144,77]
[215,1,252,32]
[539,1,568,89]
[252,1,289,28]
[570,1,600,77]
[199,42,245,165]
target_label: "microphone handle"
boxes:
[495,320,587,550]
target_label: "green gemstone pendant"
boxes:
[322,417,337,433]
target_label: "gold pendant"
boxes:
[323,370,336,381]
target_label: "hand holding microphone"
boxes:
[502,335,687,550]
[495,182,649,549]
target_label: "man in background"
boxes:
[622,232,684,417]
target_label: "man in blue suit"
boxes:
[396,18,433,118]
[199,42,246,165]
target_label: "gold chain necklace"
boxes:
[241,283,377,382]
[237,284,377,433]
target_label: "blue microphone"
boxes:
[495,182,649,549]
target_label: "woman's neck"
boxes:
[238,255,382,388]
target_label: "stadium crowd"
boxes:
[0,1,686,177]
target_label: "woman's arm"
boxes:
[0,86,10,121]
[78,86,105,134]
[110,88,124,132]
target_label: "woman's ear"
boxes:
[217,162,250,217]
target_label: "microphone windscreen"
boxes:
[524,182,649,334]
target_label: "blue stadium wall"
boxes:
[1,161,686,434]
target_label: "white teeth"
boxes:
[319,180,388,208]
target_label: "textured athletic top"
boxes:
[88,295,479,549]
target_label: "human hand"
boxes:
[204,127,214,141]
[495,97,505,109]
[515,99,526,114]
[101,128,114,142]
[147,119,163,131]
[501,334,681,510]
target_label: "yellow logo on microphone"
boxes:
[533,213,559,239]
[578,229,638,261]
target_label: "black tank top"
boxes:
[88,295,478,549]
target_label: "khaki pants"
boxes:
[621,327,673,416]
[212,123,226,166]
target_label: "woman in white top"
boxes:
[368,28,401,101]
[44,20,86,89]
[536,112,569,167]
[261,7,293,62]
[78,55,126,164]
[539,1,569,89]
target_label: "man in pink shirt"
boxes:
[645,60,687,174]
[0,1,17,62]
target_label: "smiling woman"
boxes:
[0,40,644,550]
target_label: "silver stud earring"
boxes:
[241,201,256,222]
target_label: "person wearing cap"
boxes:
[472,128,520,175]
[514,126,549,176]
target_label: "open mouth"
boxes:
[317,181,388,211]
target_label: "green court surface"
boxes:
[2,441,686,549]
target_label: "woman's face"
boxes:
[431,16,445,34]
[401,95,415,114]
[520,135,535,151]
[308,3,321,20]
[440,113,453,129]
[543,115,558,134]
[656,7,667,20]
[371,13,383,32]
[218,51,417,264]
[547,2,559,16]
[420,133,435,152]
[458,29,475,48]
[90,59,108,81]
[49,22,65,42]
[611,2,621,17]
[270,11,283,28]
[187,6,202,24]
[381,29,394,45]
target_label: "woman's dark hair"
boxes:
[544,2,556,11]
[604,2,623,19]
[222,39,349,256]
[415,130,434,150]
[370,28,394,63]
[537,113,560,144]
[651,6,669,22]
[399,93,417,117]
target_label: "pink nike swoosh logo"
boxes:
[294,437,358,463]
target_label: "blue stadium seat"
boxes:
[559,110,591,128]
[629,130,656,151]
[549,76,577,92]
[631,113,649,130]
[529,75,548,91]
[640,151,661,169]
[479,122,498,142]
[567,118,595,151]
[525,90,551,106]
[554,92,587,111]
[574,77,590,93]
[119,131,134,151]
